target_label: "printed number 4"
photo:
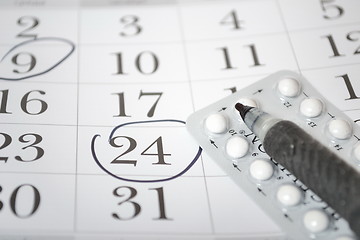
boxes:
[220,10,243,30]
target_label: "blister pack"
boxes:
[186,70,360,240]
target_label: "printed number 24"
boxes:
[110,136,171,166]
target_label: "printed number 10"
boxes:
[113,52,159,75]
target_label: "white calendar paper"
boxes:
[0,0,359,239]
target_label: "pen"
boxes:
[235,103,360,237]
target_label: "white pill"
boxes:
[278,78,300,97]
[237,98,258,108]
[303,209,329,233]
[226,136,249,159]
[335,236,355,240]
[328,119,352,140]
[249,159,274,181]
[300,98,323,118]
[204,113,228,134]
[354,144,360,162]
[276,184,302,207]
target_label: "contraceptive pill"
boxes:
[328,119,352,140]
[300,98,323,118]
[277,77,300,97]
[249,159,274,181]
[204,113,228,134]
[303,209,329,233]
[276,184,302,207]
[225,135,249,159]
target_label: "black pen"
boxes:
[235,103,360,238]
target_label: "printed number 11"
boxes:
[218,45,264,69]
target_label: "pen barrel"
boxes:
[263,120,360,236]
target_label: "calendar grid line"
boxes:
[3,60,359,86]
[0,171,231,178]
[1,18,356,47]
[278,21,360,34]
[344,108,360,113]
[75,30,286,45]
[57,231,284,237]
[0,123,189,128]
[73,6,81,233]
[180,61,360,83]
[1,16,357,48]
[54,20,360,47]
[176,4,216,234]
[18,229,283,238]
[197,154,217,234]
[1,108,359,129]
[275,0,301,75]
[300,62,360,72]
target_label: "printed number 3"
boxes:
[120,15,142,37]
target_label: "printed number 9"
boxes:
[12,52,36,74]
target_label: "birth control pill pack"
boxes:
[186,70,360,240]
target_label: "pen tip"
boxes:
[235,102,244,111]
[235,102,253,120]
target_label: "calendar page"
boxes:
[0,0,359,239]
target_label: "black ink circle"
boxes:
[91,119,202,183]
[0,37,75,81]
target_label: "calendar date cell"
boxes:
[78,83,193,126]
[290,25,360,69]
[0,42,76,83]
[0,10,77,45]
[180,0,284,41]
[80,6,181,44]
[78,124,203,178]
[186,34,297,81]
[279,0,360,31]
[0,124,76,174]
[76,175,212,233]
[79,43,187,84]
[302,64,360,111]
[207,176,282,235]
[191,75,266,110]
[0,82,77,125]
[0,173,75,232]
